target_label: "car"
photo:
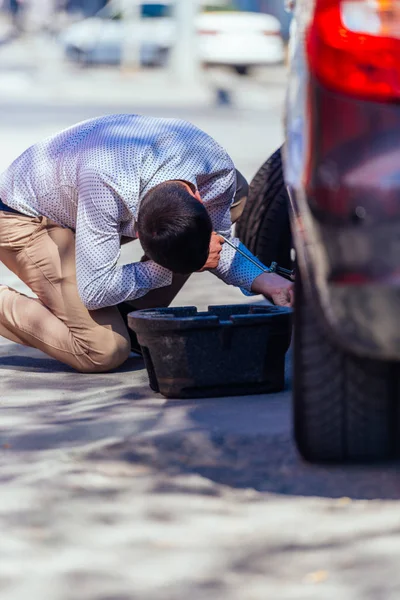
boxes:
[59,2,285,73]
[196,10,285,75]
[237,0,400,462]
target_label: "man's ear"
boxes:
[176,180,202,202]
[194,189,202,203]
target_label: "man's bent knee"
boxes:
[75,334,131,374]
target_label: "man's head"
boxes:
[137,181,212,274]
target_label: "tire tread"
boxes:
[294,276,399,463]
[236,148,292,269]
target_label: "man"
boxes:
[0,114,293,373]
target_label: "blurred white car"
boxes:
[197,11,284,74]
[59,3,285,74]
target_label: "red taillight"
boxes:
[307,0,400,101]
[263,30,280,36]
[198,30,219,36]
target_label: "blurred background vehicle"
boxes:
[235,0,292,41]
[198,10,284,74]
[59,1,285,72]
[60,1,174,66]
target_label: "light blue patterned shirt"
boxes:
[0,114,262,309]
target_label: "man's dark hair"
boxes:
[137,181,213,274]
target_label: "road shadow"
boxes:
[93,348,400,502]
[93,426,400,501]
[0,344,156,453]
[3,343,400,501]
[0,346,143,375]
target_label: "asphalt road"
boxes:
[1,95,400,600]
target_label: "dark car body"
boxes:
[284,0,400,361]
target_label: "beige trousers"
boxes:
[0,171,248,373]
[0,213,131,372]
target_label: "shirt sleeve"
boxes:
[201,167,263,294]
[75,169,172,310]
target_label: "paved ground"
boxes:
[1,37,400,600]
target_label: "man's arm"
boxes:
[75,169,172,310]
[202,168,294,306]
[201,167,263,289]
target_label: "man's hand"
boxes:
[251,272,294,307]
[199,232,224,271]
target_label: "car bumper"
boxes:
[200,35,285,66]
[322,218,400,360]
[289,187,400,361]
[328,282,400,361]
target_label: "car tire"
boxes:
[236,146,292,270]
[294,272,400,463]
[233,65,250,76]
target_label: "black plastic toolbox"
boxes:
[128,304,292,399]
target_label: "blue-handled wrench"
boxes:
[218,234,295,281]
